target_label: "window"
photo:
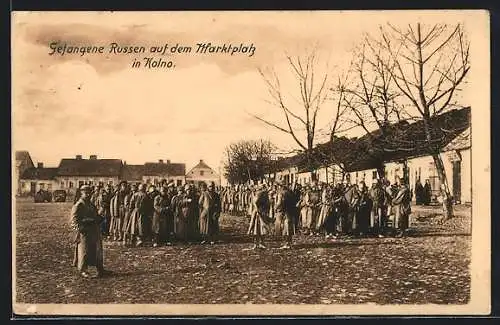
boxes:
[48,184,52,191]
[99,181,104,187]
[79,181,84,187]
[372,171,377,179]
[200,171,204,176]
[69,181,74,188]
[177,179,182,186]
[60,182,65,188]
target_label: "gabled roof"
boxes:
[187,160,217,175]
[121,164,145,181]
[20,167,58,180]
[191,160,212,170]
[143,162,185,176]
[58,158,123,177]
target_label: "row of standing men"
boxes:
[75,181,222,247]
[69,181,222,278]
[219,177,412,249]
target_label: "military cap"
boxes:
[80,184,92,192]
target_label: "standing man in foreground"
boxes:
[152,185,170,247]
[198,182,221,245]
[276,182,296,249]
[70,185,109,278]
[392,178,412,237]
[247,182,271,250]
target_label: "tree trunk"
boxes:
[310,170,317,182]
[402,160,410,185]
[376,164,386,180]
[432,153,454,219]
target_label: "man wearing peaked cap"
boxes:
[70,184,109,278]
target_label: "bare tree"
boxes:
[339,37,418,179]
[250,50,349,181]
[367,23,470,219]
[223,139,277,185]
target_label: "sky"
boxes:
[11,11,479,173]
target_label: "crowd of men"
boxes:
[220,177,413,249]
[73,181,221,247]
[69,176,412,277]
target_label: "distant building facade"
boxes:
[121,163,145,186]
[185,160,220,186]
[142,160,186,186]
[17,153,187,196]
[18,163,58,196]
[56,155,123,195]
[15,151,35,195]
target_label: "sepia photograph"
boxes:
[11,10,490,315]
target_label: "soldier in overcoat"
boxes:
[392,178,412,237]
[70,185,109,278]
[198,182,221,244]
[247,183,272,249]
[152,185,170,247]
[109,181,128,242]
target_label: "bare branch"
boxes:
[423,24,460,64]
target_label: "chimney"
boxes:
[200,159,204,163]
[37,162,43,168]
[159,159,164,164]
[167,160,171,164]
[90,155,97,160]
[123,160,127,165]
[76,155,82,160]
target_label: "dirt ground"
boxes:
[14,198,471,304]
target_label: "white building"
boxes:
[185,160,221,186]
[18,162,59,195]
[56,155,123,195]
[142,160,186,187]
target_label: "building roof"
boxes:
[15,150,34,166]
[57,158,123,177]
[20,167,58,180]
[347,106,471,171]
[187,159,217,174]
[121,164,145,181]
[192,159,212,170]
[275,106,471,173]
[143,162,185,176]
